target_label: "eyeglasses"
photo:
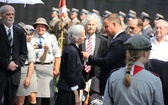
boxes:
[129,26,137,30]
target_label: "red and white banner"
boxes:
[59,0,67,17]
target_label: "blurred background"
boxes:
[0,0,168,27]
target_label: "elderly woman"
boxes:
[103,35,164,105]
[55,24,86,105]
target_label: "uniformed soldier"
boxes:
[80,8,89,22]
[140,12,154,37]
[118,11,127,30]
[49,7,60,36]
[68,8,80,28]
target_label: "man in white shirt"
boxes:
[149,19,168,61]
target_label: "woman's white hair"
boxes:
[68,24,84,43]
[81,13,103,33]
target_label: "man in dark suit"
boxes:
[0,5,27,105]
[82,13,129,95]
[81,13,107,81]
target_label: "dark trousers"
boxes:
[0,76,18,105]
[55,89,75,105]
[36,97,55,105]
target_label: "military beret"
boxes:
[124,35,152,51]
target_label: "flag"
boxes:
[59,0,67,17]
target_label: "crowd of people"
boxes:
[0,4,167,105]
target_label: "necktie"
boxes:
[8,29,12,47]
[85,36,92,73]
[7,29,13,60]
[39,37,42,45]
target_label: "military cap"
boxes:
[127,13,136,20]
[92,9,100,15]
[154,13,164,20]
[80,8,89,15]
[118,11,126,18]
[128,9,137,16]
[126,9,137,20]
[140,12,150,21]
[103,10,112,17]
[124,35,152,51]
[51,7,59,13]
[71,8,79,13]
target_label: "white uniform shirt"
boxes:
[31,32,61,63]
[149,35,168,61]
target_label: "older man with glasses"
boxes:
[128,18,143,36]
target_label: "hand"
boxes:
[81,51,89,60]
[53,68,60,77]
[33,44,39,49]
[75,95,80,105]
[43,44,49,52]
[23,77,31,88]
[8,61,18,71]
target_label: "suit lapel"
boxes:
[0,24,10,46]
[94,35,100,55]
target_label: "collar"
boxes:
[130,61,144,76]
[34,32,49,39]
[3,23,13,32]
[86,33,95,39]
[151,34,168,43]
[53,16,58,20]
[113,30,124,40]
[72,18,78,22]
[143,25,150,30]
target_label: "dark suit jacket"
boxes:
[0,23,27,85]
[58,43,85,92]
[88,31,129,95]
[146,59,168,105]
[81,34,107,80]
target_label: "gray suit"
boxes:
[142,25,153,37]
[81,34,107,81]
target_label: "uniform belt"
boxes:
[35,62,52,65]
